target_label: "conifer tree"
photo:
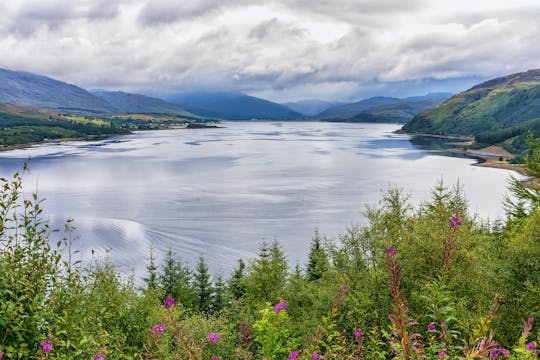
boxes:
[306,228,329,281]
[193,256,213,312]
[158,249,194,307]
[142,247,158,291]
[229,258,246,300]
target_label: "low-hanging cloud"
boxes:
[0,0,539,101]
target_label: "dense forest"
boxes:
[0,138,539,359]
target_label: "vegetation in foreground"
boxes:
[0,140,540,359]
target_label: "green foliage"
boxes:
[1,159,540,358]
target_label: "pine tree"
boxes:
[158,249,194,307]
[193,256,213,312]
[306,228,329,281]
[142,247,158,291]
[229,258,246,300]
[212,274,228,312]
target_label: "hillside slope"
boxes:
[317,96,402,119]
[0,68,117,113]
[0,102,124,147]
[403,69,540,138]
[93,91,195,117]
[339,98,447,123]
[165,92,302,120]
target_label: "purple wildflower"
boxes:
[390,348,398,355]
[526,342,536,352]
[386,247,397,255]
[438,350,447,358]
[208,333,220,343]
[427,324,436,331]
[149,323,165,334]
[164,294,176,309]
[93,354,105,360]
[41,341,53,353]
[274,300,287,314]
[492,347,510,359]
[354,328,364,338]
[211,357,219,360]
[287,351,299,360]
[0,353,3,359]
[311,354,321,360]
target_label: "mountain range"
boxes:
[164,92,303,120]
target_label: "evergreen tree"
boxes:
[306,228,329,281]
[229,258,246,300]
[212,274,228,312]
[193,256,213,312]
[142,247,158,291]
[158,249,194,307]
[243,240,288,302]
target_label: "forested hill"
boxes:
[402,69,540,151]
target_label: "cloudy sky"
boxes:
[1,0,539,102]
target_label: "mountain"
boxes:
[343,98,448,123]
[0,68,117,113]
[402,69,540,147]
[281,99,344,116]
[93,91,195,117]
[164,91,302,120]
[316,96,403,119]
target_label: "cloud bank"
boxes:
[0,0,539,101]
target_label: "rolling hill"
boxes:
[93,91,195,117]
[316,96,402,119]
[402,69,540,154]
[0,68,117,113]
[164,91,303,120]
[0,102,125,147]
[333,98,448,123]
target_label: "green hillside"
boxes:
[0,102,125,148]
[340,98,446,123]
[403,69,540,146]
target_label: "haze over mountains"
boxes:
[0,67,453,122]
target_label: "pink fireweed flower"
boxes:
[41,341,53,353]
[354,328,364,338]
[149,323,165,334]
[427,324,436,331]
[287,351,299,360]
[492,347,510,359]
[164,294,176,309]
[311,354,321,360]
[208,333,220,343]
[274,300,287,314]
[211,357,219,360]
[526,342,536,352]
[438,350,447,358]
[390,348,398,355]
[93,353,105,360]
[386,247,397,255]
[0,353,3,359]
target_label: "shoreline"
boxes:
[0,133,131,153]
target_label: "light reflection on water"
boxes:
[0,122,525,277]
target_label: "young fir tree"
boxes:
[306,228,329,281]
[211,274,228,312]
[158,249,194,307]
[229,258,246,300]
[193,256,213,312]
[244,240,288,303]
[142,247,158,291]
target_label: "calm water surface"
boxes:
[0,122,524,275]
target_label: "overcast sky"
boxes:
[1,0,539,102]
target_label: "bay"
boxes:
[0,121,524,276]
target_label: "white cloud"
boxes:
[0,0,539,101]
